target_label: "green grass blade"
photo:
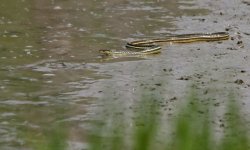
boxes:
[133,96,160,150]
[169,90,212,150]
[219,93,250,150]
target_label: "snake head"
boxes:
[99,49,112,55]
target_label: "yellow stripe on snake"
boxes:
[99,32,229,56]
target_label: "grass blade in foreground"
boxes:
[219,93,250,150]
[133,96,160,150]
[87,89,250,150]
[168,90,212,150]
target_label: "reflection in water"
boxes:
[0,0,209,149]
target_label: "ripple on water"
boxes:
[0,100,49,106]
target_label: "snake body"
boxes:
[99,32,229,56]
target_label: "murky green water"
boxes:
[0,0,212,149]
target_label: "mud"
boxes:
[0,0,250,149]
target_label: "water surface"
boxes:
[1,0,229,149]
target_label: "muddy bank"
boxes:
[0,0,250,149]
[90,0,250,141]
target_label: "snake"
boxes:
[99,32,229,56]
